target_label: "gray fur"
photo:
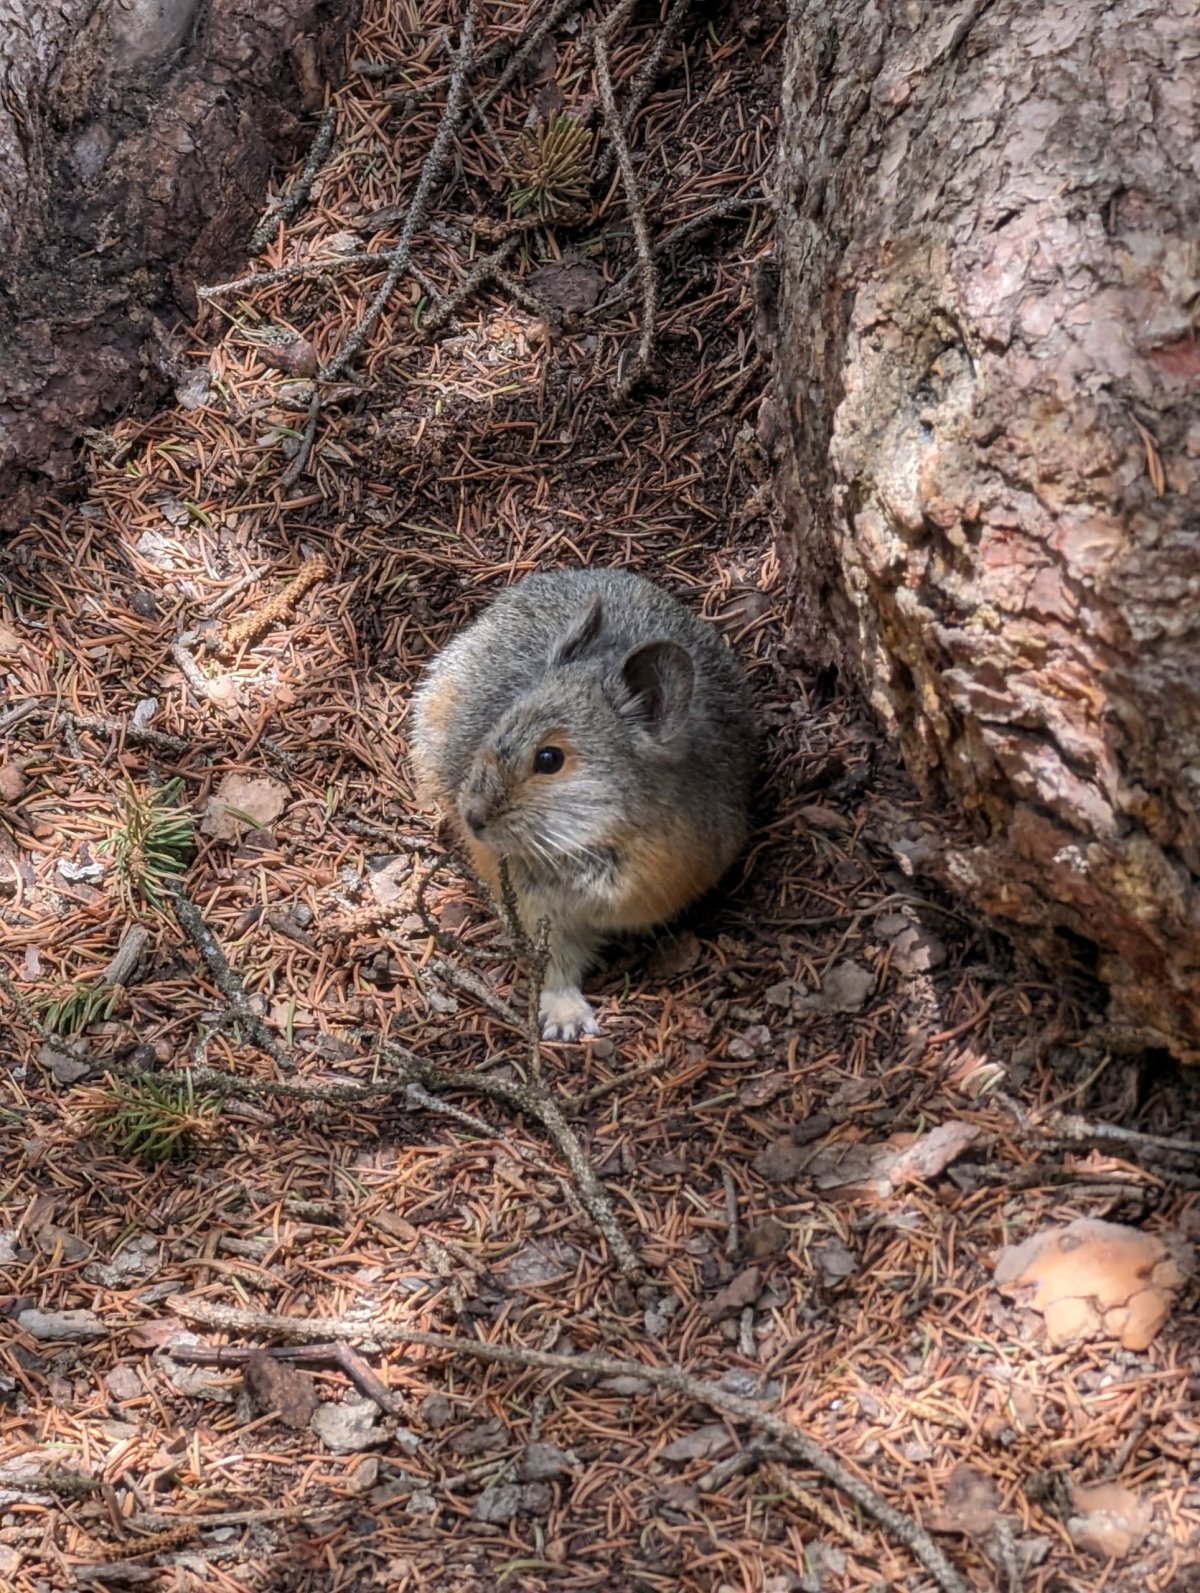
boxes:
[410,567,756,1038]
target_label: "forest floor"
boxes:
[1,1,1198,1590]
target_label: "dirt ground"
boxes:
[1,1,1198,1590]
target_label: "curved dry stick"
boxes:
[169,1296,970,1593]
[593,0,658,400]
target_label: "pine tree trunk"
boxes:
[0,0,358,526]
[767,0,1200,1059]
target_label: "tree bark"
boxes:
[0,0,358,527]
[767,0,1200,1059]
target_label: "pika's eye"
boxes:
[534,746,565,775]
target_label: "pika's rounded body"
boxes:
[410,567,755,1038]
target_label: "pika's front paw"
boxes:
[539,987,601,1042]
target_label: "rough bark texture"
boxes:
[768,0,1200,1058]
[0,0,358,527]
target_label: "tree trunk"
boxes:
[767,0,1200,1059]
[0,0,358,527]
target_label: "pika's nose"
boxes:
[462,801,488,837]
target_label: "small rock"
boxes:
[644,1292,679,1338]
[727,1023,771,1060]
[739,1071,792,1109]
[86,1234,160,1288]
[763,980,795,1009]
[813,1238,858,1284]
[104,1365,143,1401]
[0,764,26,804]
[38,1042,90,1086]
[450,1418,506,1457]
[661,1424,734,1464]
[311,1394,388,1453]
[704,1266,762,1321]
[819,960,874,1012]
[129,591,158,618]
[57,856,103,884]
[517,1442,573,1482]
[752,1139,811,1183]
[473,1483,552,1524]
[660,1479,701,1512]
[504,1239,580,1289]
[18,1308,105,1340]
[745,1218,790,1258]
[418,1392,454,1429]
[33,1223,91,1264]
[716,1368,782,1402]
[260,337,319,378]
[243,1352,319,1431]
[1067,1480,1151,1561]
[347,1456,380,1493]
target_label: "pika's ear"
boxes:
[615,640,694,743]
[550,592,604,664]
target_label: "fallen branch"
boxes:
[598,192,766,313]
[283,0,478,484]
[421,236,520,335]
[472,0,587,118]
[595,0,695,185]
[0,702,189,756]
[593,0,658,399]
[169,887,295,1072]
[373,1030,643,1277]
[168,1339,404,1416]
[167,1297,970,1593]
[249,106,339,254]
[325,5,477,384]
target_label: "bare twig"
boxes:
[283,2,478,485]
[722,1165,739,1260]
[595,0,695,184]
[472,0,586,117]
[99,925,149,989]
[424,958,522,1027]
[325,5,477,385]
[1039,1110,1200,1164]
[598,192,766,313]
[169,888,295,1071]
[249,106,339,254]
[414,854,506,962]
[280,391,324,491]
[200,253,415,301]
[372,1031,643,1277]
[565,1055,666,1113]
[421,236,521,335]
[1,703,189,756]
[167,1297,970,1593]
[168,1339,405,1416]
[593,0,658,399]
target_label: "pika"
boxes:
[410,567,755,1039]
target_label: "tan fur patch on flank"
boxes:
[409,678,460,806]
[608,824,726,929]
[419,677,460,736]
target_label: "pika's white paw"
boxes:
[539,987,601,1041]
